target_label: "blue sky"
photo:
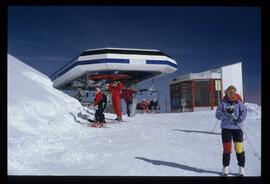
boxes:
[8,6,261,109]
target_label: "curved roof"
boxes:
[81,48,174,59]
[50,48,178,89]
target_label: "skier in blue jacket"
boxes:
[215,85,247,176]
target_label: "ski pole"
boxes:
[236,122,261,160]
[212,119,219,133]
[232,113,261,160]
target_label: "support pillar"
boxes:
[130,81,137,117]
[210,79,214,110]
[191,80,195,112]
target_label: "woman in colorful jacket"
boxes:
[215,85,247,176]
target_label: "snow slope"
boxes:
[7,55,261,176]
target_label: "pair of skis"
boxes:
[221,173,244,177]
[87,120,127,128]
[89,122,107,128]
[86,115,127,128]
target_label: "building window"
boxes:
[170,79,222,112]
[170,83,181,111]
[170,81,192,112]
[195,80,210,107]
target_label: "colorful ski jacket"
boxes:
[94,92,107,110]
[120,89,135,102]
[109,82,124,97]
[215,98,247,130]
[141,100,149,108]
[109,82,123,117]
[94,92,103,105]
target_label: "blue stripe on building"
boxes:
[77,58,130,65]
[146,60,178,68]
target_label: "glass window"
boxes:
[170,83,180,111]
[195,80,210,107]
[170,81,192,112]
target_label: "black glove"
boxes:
[226,106,234,114]
[234,117,242,124]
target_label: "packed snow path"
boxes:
[8,112,261,176]
[8,54,261,176]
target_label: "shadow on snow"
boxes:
[69,112,94,125]
[172,129,221,135]
[135,156,239,176]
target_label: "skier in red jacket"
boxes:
[91,88,107,127]
[141,98,149,113]
[120,86,136,117]
[109,81,124,121]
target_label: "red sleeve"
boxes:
[94,93,102,105]
[117,82,124,91]
[120,91,124,98]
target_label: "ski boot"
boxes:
[99,121,105,127]
[91,120,101,128]
[115,117,123,122]
[90,123,98,127]
[222,166,229,176]
[238,166,245,176]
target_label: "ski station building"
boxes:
[50,48,178,113]
[170,62,244,112]
[50,48,177,90]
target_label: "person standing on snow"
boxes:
[108,81,124,121]
[140,98,149,113]
[215,85,247,176]
[120,86,136,117]
[92,88,107,127]
[149,98,159,112]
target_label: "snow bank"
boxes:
[7,54,91,131]
[245,103,261,120]
[8,54,91,174]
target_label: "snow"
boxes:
[7,54,261,176]
[244,103,261,120]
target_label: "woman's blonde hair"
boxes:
[225,85,237,94]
